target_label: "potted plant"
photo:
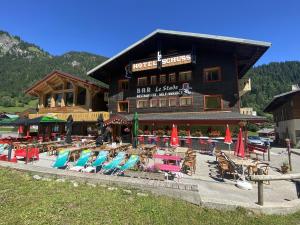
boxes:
[281,161,290,174]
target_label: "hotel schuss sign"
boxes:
[131,54,192,72]
[136,83,192,98]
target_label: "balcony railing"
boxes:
[28,111,110,122]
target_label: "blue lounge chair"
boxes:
[82,151,109,173]
[69,149,92,172]
[115,155,139,175]
[52,150,70,169]
[101,152,126,173]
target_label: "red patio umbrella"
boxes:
[18,125,24,135]
[224,124,233,152]
[170,124,179,147]
[235,128,245,158]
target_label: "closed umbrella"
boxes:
[65,115,74,144]
[224,124,233,152]
[132,112,139,148]
[170,124,179,147]
[235,128,245,158]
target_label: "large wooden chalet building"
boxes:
[87,29,270,134]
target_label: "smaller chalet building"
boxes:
[264,88,300,146]
[26,71,109,135]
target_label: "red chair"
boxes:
[138,136,144,145]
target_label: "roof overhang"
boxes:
[87,29,271,79]
[264,89,300,112]
[25,70,109,96]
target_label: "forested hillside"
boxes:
[242,61,300,114]
[0,31,107,108]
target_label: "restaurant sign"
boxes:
[136,83,192,98]
[131,54,192,72]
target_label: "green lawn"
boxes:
[0,169,300,225]
[0,99,38,114]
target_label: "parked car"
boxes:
[247,136,265,146]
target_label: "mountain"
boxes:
[241,61,300,115]
[1,30,300,114]
[0,30,107,108]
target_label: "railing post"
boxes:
[286,139,292,171]
[25,144,29,164]
[257,168,264,206]
[267,145,271,162]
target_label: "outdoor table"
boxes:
[224,152,256,167]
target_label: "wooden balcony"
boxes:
[28,111,110,122]
[239,78,251,97]
[38,106,89,114]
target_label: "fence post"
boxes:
[267,145,271,162]
[25,144,29,164]
[286,139,292,171]
[257,168,264,206]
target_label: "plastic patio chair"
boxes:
[52,150,70,169]
[115,155,139,175]
[101,152,126,173]
[82,151,109,173]
[69,149,92,172]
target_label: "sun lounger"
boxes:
[101,152,126,173]
[82,151,108,173]
[52,150,70,169]
[69,149,92,172]
[115,155,139,175]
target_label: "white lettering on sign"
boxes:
[136,83,192,98]
[131,54,192,72]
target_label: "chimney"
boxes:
[291,83,300,91]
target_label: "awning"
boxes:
[104,114,131,126]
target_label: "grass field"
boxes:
[0,99,38,114]
[0,169,300,225]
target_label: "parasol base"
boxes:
[236,180,253,190]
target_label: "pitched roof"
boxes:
[25,70,109,95]
[87,29,271,78]
[264,89,300,112]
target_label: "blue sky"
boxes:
[0,0,299,65]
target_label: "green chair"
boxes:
[52,150,70,169]
[101,152,126,173]
[69,149,92,172]
[115,155,139,175]
[82,151,109,173]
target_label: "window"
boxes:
[169,73,176,83]
[150,76,157,85]
[150,99,159,107]
[54,93,63,107]
[159,74,166,84]
[159,99,167,107]
[65,92,74,106]
[118,101,129,112]
[204,67,221,82]
[169,98,177,107]
[137,77,147,86]
[204,95,222,110]
[45,93,51,107]
[179,71,192,82]
[66,82,73,89]
[180,97,192,106]
[77,86,86,105]
[118,80,129,91]
[137,100,148,108]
